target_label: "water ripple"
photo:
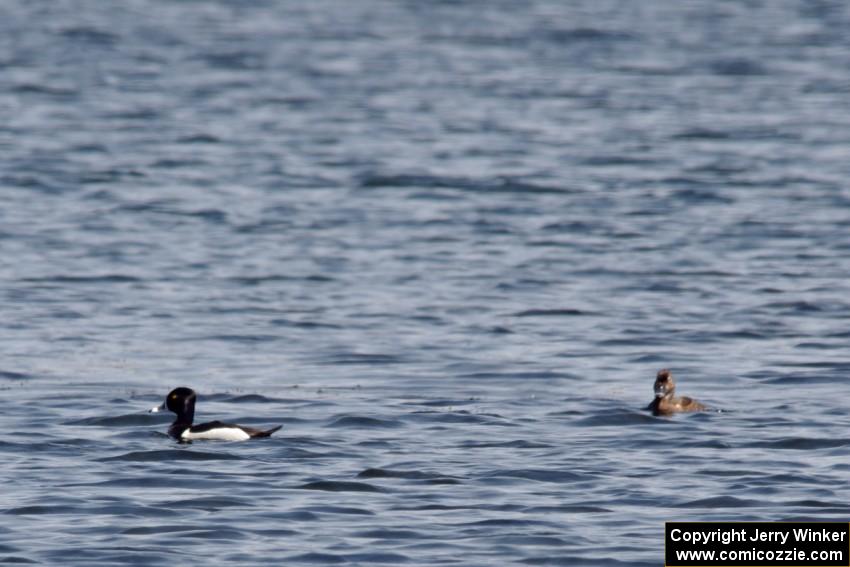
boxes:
[298,481,385,493]
[99,450,243,462]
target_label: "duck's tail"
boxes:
[249,425,282,438]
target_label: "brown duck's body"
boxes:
[647,369,706,416]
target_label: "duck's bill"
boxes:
[149,402,166,413]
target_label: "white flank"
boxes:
[181,427,251,441]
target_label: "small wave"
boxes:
[751,473,823,485]
[358,173,573,195]
[190,334,281,343]
[327,415,404,429]
[544,27,635,44]
[696,468,762,478]
[176,528,246,540]
[106,108,160,121]
[464,518,556,527]
[525,504,612,514]
[11,83,77,97]
[344,552,411,564]
[794,342,839,350]
[521,556,638,566]
[706,57,766,76]
[669,187,736,204]
[298,481,384,493]
[672,128,732,140]
[230,274,334,286]
[679,439,733,449]
[0,370,32,380]
[0,545,20,554]
[226,394,276,404]
[760,300,825,313]
[353,528,422,539]
[66,413,156,426]
[496,535,570,547]
[483,469,591,484]
[62,477,199,489]
[6,505,79,515]
[0,174,68,194]
[307,505,375,516]
[0,556,36,564]
[176,133,221,144]
[409,398,479,408]
[784,500,850,512]
[121,524,210,535]
[405,410,513,426]
[322,353,406,365]
[743,437,850,450]
[285,552,346,564]
[628,354,668,363]
[277,447,337,459]
[775,361,850,371]
[167,496,250,510]
[19,274,141,284]
[60,26,118,45]
[455,371,575,381]
[151,158,207,169]
[460,440,553,449]
[357,468,461,483]
[99,450,242,462]
[114,202,228,223]
[573,410,665,427]
[762,373,844,385]
[199,50,265,71]
[513,308,592,317]
[580,155,657,167]
[675,496,760,508]
[271,318,341,330]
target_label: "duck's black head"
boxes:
[653,369,676,398]
[151,387,197,424]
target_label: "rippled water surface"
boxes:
[3,1,850,565]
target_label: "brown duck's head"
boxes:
[653,369,676,398]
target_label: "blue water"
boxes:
[3,0,850,565]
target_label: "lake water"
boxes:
[2,1,850,565]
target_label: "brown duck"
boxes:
[647,369,706,416]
